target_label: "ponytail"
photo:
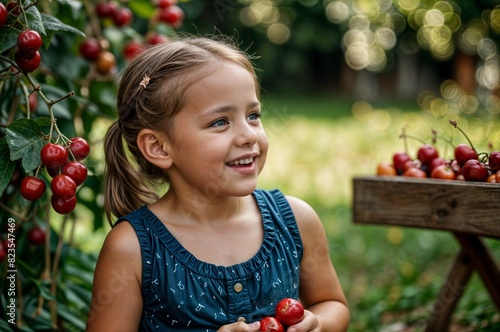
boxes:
[103,121,158,224]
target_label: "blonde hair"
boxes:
[103,36,260,223]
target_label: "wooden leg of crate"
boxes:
[424,248,473,332]
[454,233,500,310]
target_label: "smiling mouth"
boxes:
[227,157,254,166]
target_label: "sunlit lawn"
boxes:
[71,93,500,331]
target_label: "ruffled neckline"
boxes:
[140,190,276,280]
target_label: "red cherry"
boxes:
[156,0,177,8]
[376,162,397,176]
[17,30,43,59]
[62,161,88,186]
[6,2,20,16]
[69,137,90,161]
[462,159,488,182]
[46,167,60,178]
[123,40,145,60]
[20,176,46,201]
[51,195,77,214]
[275,298,305,327]
[158,5,184,28]
[29,93,38,112]
[95,2,118,18]
[147,33,170,45]
[430,164,456,180]
[27,225,46,245]
[79,38,101,62]
[113,7,133,27]
[488,151,500,171]
[259,317,284,332]
[403,167,427,178]
[428,157,447,174]
[0,3,7,28]
[392,152,412,175]
[15,50,41,72]
[0,245,5,262]
[454,143,478,166]
[41,143,68,168]
[95,51,116,75]
[51,174,76,199]
[401,159,419,173]
[417,144,439,166]
[486,174,497,183]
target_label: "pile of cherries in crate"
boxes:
[376,120,500,183]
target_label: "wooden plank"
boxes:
[352,176,500,238]
[425,248,473,332]
[454,233,500,310]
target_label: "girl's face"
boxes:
[166,61,269,198]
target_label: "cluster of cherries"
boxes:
[15,29,43,73]
[0,2,43,72]
[77,1,135,75]
[20,137,90,214]
[95,0,184,30]
[78,0,184,74]
[377,141,500,183]
[259,298,305,332]
[121,0,185,61]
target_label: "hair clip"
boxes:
[139,74,150,89]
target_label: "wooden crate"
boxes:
[353,176,500,331]
[352,176,500,239]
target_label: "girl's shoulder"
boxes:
[282,194,324,242]
[100,221,142,266]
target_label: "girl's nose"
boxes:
[235,122,259,147]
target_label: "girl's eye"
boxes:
[248,112,261,121]
[210,118,229,127]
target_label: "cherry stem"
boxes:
[399,126,409,154]
[20,81,31,119]
[404,133,427,145]
[449,120,477,153]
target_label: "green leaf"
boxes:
[129,0,156,19]
[26,6,46,35]
[57,304,86,331]
[5,119,44,173]
[32,278,56,301]
[35,116,52,127]
[0,319,14,332]
[0,138,16,196]
[0,25,22,54]
[41,14,85,38]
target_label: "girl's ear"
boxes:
[137,129,173,169]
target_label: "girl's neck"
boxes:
[149,188,254,227]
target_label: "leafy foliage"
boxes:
[0,0,185,330]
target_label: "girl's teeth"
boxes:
[229,157,253,165]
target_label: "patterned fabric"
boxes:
[115,189,303,332]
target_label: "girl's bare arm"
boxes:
[86,222,143,332]
[287,196,350,332]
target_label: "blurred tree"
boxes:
[186,0,500,112]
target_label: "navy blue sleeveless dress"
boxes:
[115,189,303,331]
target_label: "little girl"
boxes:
[86,36,349,332]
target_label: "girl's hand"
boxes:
[286,310,320,332]
[217,320,261,332]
